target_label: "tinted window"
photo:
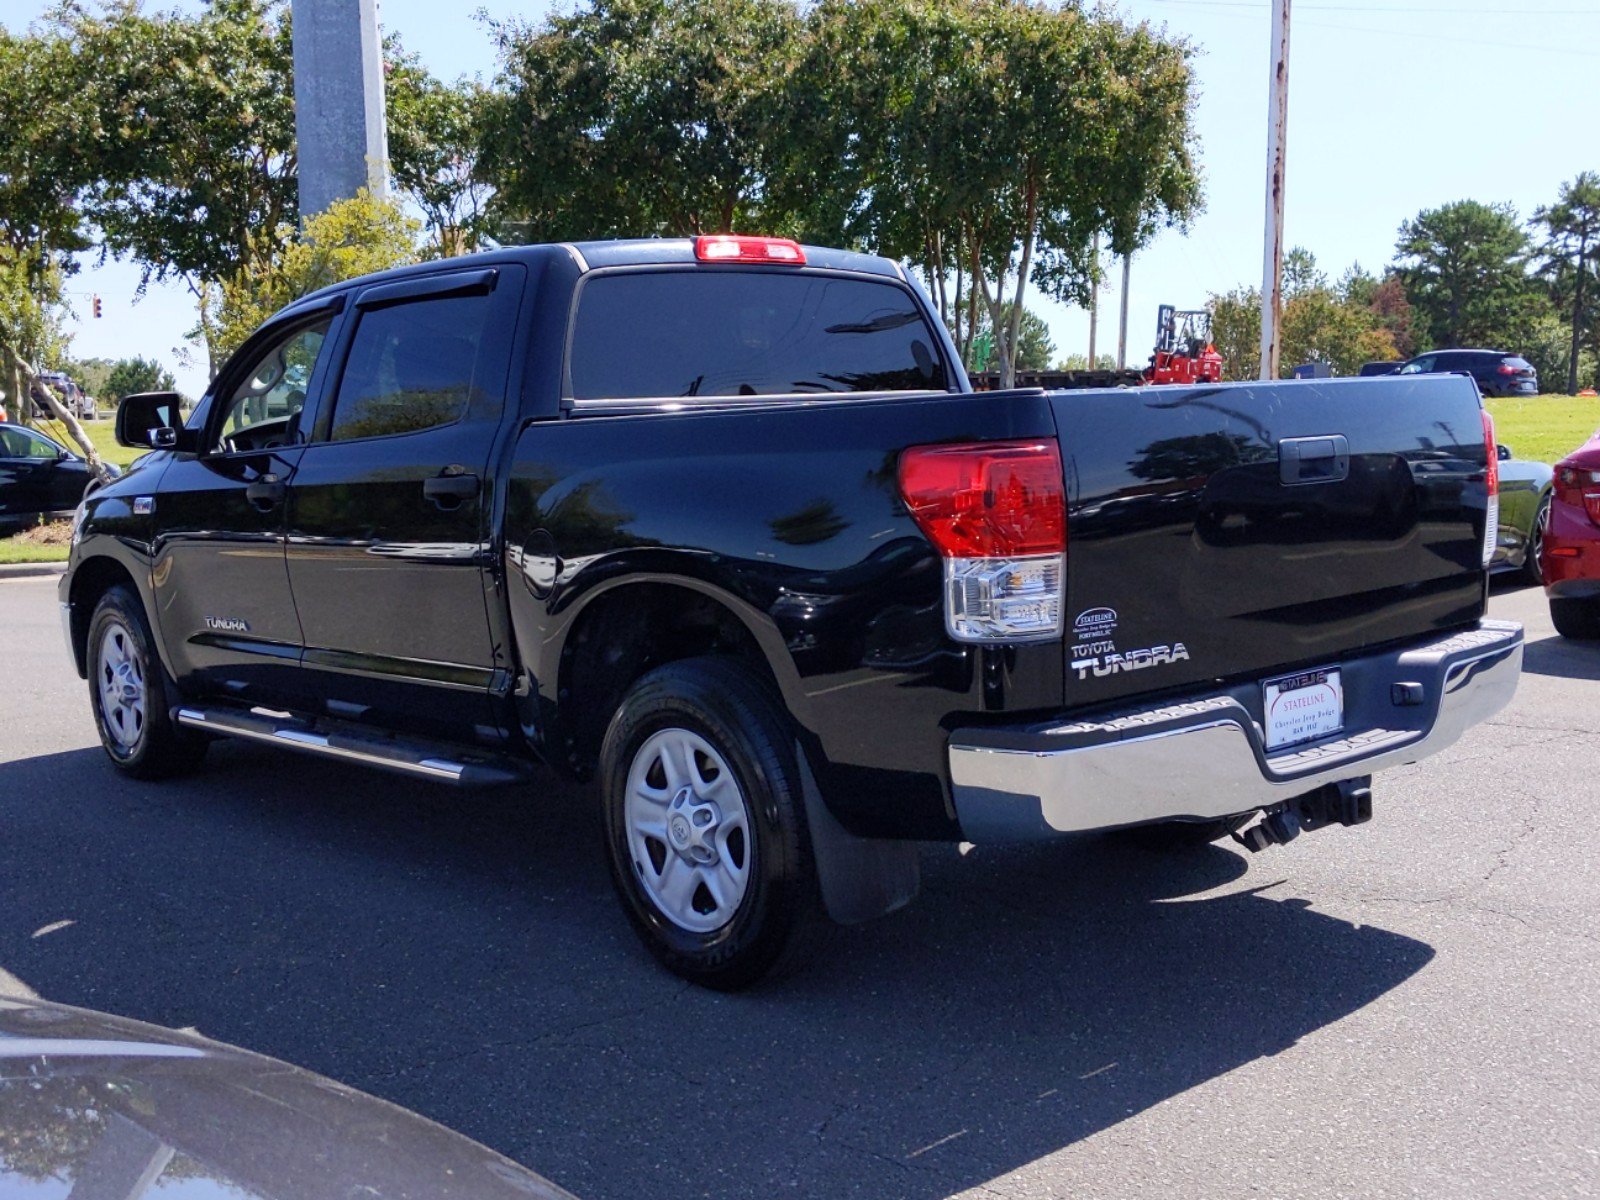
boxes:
[330,295,489,441]
[217,321,331,452]
[1505,357,1533,371]
[0,428,54,458]
[569,271,948,400]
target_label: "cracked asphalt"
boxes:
[1,574,1597,1199]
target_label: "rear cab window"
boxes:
[568,270,949,402]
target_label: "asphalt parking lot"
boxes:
[1,571,1597,1200]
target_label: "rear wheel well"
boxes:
[68,557,139,677]
[558,584,778,777]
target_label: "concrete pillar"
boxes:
[291,0,389,219]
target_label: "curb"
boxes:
[0,562,67,580]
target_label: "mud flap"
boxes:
[795,740,921,925]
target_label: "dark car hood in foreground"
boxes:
[0,997,576,1200]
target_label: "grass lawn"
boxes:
[1485,393,1600,466]
[0,519,72,564]
[30,415,146,469]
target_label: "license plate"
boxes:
[1263,668,1343,751]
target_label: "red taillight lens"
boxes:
[1555,463,1600,528]
[1482,410,1498,498]
[1496,364,1518,375]
[897,440,1066,557]
[693,235,806,266]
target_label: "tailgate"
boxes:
[1051,374,1489,706]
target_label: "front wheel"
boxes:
[599,657,828,990]
[1551,596,1600,640]
[87,585,207,779]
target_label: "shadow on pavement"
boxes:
[1520,633,1600,681]
[0,742,1434,1200]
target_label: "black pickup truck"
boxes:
[60,236,1522,988]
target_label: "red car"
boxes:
[1541,431,1600,638]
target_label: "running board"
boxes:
[173,705,532,787]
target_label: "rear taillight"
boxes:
[1482,409,1498,568]
[1557,464,1600,528]
[693,235,805,265]
[898,440,1066,642]
[1496,364,1518,376]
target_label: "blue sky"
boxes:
[3,0,1597,395]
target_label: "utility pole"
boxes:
[1116,254,1131,371]
[1087,230,1101,367]
[291,0,389,219]
[1258,0,1291,380]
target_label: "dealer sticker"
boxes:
[1263,668,1343,751]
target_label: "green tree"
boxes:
[386,43,496,255]
[60,0,298,374]
[1209,286,1260,381]
[1282,246,1326,299]
[1394,200,1541,351]
[1522,311,1597,394]
[1209,276,1394,380]
[213,191,419,360]
[478,0,802,242]
[1532,172,1600,395]
[781,0,1200,387]
[964,304,1056,373]
[104,356,177,401]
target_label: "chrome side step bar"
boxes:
[173,705,531,787]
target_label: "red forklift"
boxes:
[1144,304,1223,385]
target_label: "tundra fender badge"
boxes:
[204,616,251,634]
[1070,642,1190,680]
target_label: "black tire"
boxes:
[599,657,829,990]
[1115,813,1253,849]
[1550,596,1600,641]
[86,585,207,779]
[1523,494,1550,587]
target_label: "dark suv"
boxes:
[1396,349,1538,397]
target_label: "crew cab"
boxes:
[60,237,1523,988]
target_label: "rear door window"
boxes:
[328,294,490,441]
[569,270,948,401]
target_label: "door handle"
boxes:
[246,474,286,511]
[423,472,480,507]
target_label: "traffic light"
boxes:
[92,295,102,319]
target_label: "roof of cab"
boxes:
[287,237,903,318]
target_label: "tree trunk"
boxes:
[1570,239,1588,396]
[1002,177,1040,388]
[30,373,111,484]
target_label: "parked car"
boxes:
[1395,348,1538,397]
[61,237,1522,989]
[0,422,115,522]
[1491,443,1553,584]
[1539,431,1600,638]
[36,371,98,420]
[0,995,576,1200]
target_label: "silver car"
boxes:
[0,996,578,1200]
[1493,442,1553,584]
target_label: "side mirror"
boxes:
[1497,444,1512,462]
[115,391,189,451]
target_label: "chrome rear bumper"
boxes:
[948,620,1523,841]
